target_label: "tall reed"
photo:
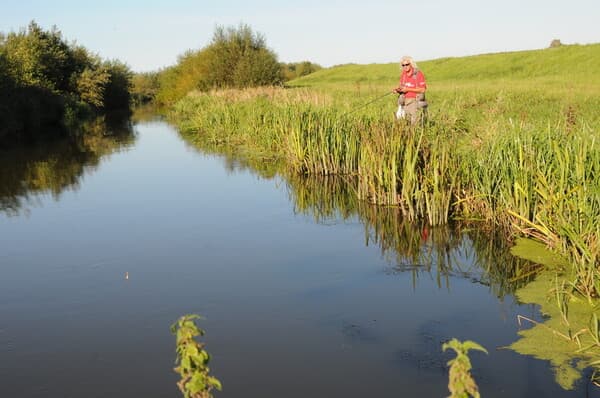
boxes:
[169,86,599,298]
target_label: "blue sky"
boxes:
[2,0,598,72]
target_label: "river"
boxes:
[0,119,597,397]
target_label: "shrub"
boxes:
[155,24,282,104]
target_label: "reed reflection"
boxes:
[285,174,538,297]
[174,135,538,296]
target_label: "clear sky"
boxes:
[1,0,598,72]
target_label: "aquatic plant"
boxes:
[443,338,488,398]
[509,239,600,390]
[171,314,222,398]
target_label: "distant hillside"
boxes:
[288,43,600,88]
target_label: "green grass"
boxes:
[291,43,600,89]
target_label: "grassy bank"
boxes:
[169,43,599,298]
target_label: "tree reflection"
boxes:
[0,114,135,215]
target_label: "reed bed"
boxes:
[170,85,599,297]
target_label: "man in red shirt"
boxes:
[393,56,427,125]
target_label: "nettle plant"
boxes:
[443,339,488,398]
[171,314,222,398]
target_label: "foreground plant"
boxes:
[171,314,222,398]
[443,338,488,398]
[507,254,600,390]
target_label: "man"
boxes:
[393,56,427,125]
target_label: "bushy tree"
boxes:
[155,24,282,104]
[157,50,209,104]
[75,66,110,108]
[0,37,64,143]
[2,21,75,92]
[232,47,282,88]
[70,46,110,108]
[131,71,161,105]
[0,21,132,144]
[102,60,132,111]
[201,24,282,89]
[0,50,17,142]
[0,49,12,92]
[281,61,322,81]
[1,21,132,110]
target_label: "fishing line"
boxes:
[341,91,394,116]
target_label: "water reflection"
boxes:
[0,114,135,215]
[131,104,167,124]
[2,120,596,397]
[285,173,600,392]
[176,148,588,393]
[173,137,539,298]
[176,129,284,180]
[285,173,538,297]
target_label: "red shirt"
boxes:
[400,69,426,99]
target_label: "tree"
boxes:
[2,21,75,92]
[155,23,282,104]
[155,50,209,105]
[281,61,322,81]
[70,46,110,108]
[102,60,132,111]
[1,21,132,110]
[0,48,12,91]
[0,21,133,144]
[201,24,282,89]
[549,39,562,48]
[75,66,110,108]
[131,71,161,105]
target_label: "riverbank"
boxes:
[169,83,598,296]
[166,45,600,389]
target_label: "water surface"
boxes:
[0,120,597,397]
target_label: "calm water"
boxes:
[0,119,597,397]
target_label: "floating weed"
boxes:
[509,271,600,390]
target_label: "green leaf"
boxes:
[462,340,488,354]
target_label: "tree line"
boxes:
[0,21,132,145]
[0,22,321,144]
[131,24,321,106]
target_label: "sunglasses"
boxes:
[401,63,410,67]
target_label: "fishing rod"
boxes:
[342,91,394,116]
